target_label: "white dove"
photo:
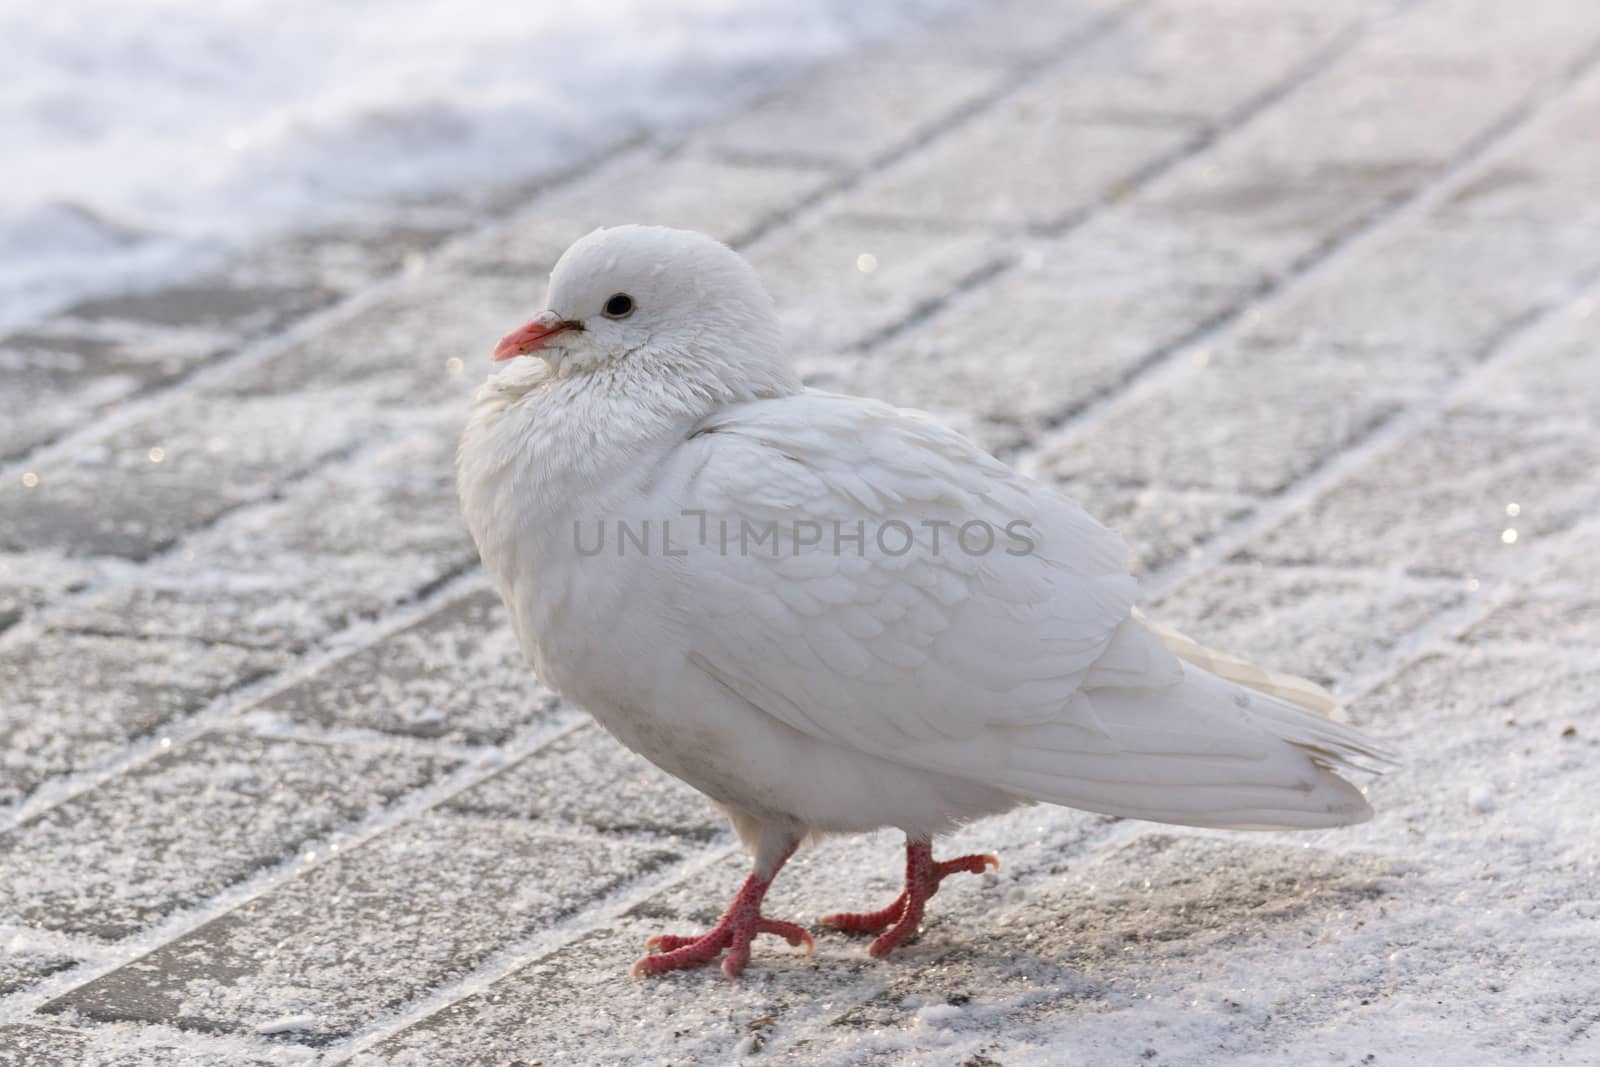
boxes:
[457,225,1395,979]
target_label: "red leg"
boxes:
[632,838,813,978]
[819,838,999,957]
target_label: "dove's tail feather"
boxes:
[991,662,1398,832]
[1133,609,1341,717]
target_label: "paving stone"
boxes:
[1251,218,1600,356]
[703,59,1005,170]
[1245,411,1600,577]
[1038,337,1437,496]
[1129,153,1429,280]
[202,272,524,412]
[1431,67,1600,231]
[46,814,679,1044]
[1361,0,1600,83]
[0,634,287,810]
[444,151,838,280]
[825,214,1267,430]
[358,922,844,1067]
[0,1024,281,1067]
[1238,11,1579,177]
[1150,565,1464,688]
[0,731,452,941]
[1367,647,1600,741]
[1031,3,1356,124]
[886,0,1125,65]
[1452,298,1600,421]
[0,281,336,463]
[749,215,1002,360]
[843,107,1189,228]
[0,552,96,634]
[0,949,77,998]
[50,428,477,650]
[842,0,1392,231]
[250,589,554,744]
[0,1025,90,1067]
[1049,480,1255,575]
[1465,539,1600,651]
[445,720,724,840]
[0,389,380,561]
[193,423,468,567]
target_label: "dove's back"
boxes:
[633,391,1395,833]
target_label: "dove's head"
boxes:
[491,225,799,403]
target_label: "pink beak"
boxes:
[492,311,575,361]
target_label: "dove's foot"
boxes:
[632,838,813,978]
[819,838,998,958]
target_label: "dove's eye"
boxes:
[602,293,635,319]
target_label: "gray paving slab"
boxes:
[750,215,1004,359]
[49,427,477,650]
[443,150,839,281]
[0,389,382,561]
[0,731,453,940]
[1151,566,1464,688]
[45,814,680,1044]
[1245,411,1600,577]
[1452,297,1600,420]
[1464,538,1600,651]
[443,720,726,841]
[828,213,1269,431]
[1049,480,1256,574]
[702,59,1008,170]
[0,634,286,810]
[248,588,556,744]
[0,955,77,1000]
[0,1024,89,1067]
[1038,337,1435,496]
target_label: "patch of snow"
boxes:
[917,1002,965,1027]
[254,1013,318,1036]
[0,0,951,333]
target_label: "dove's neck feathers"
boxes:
[457,328,800,602]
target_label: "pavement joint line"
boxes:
[1203,560,1474,593]
[1017,27,1600,464]
[0,563,495,836]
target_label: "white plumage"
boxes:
[457,225,1395,977]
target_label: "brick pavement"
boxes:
[2,0,1598,1063]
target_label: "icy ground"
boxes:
[0,0,946,333]
[2,0,1599,1064]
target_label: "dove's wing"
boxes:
[657,391,1388,829]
